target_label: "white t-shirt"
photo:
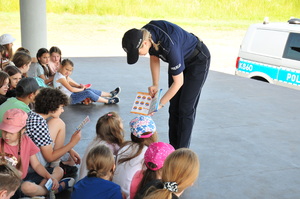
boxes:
[53,72,72,97]
[113,143,147,199]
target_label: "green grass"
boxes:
[1,0,299,21]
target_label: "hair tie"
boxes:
[163,182,178,193]
[107,114,112,117]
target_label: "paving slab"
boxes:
[57,56,300,199]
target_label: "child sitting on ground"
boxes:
[113,115,158,199]
[3,65,22,98]
[140,148,200,199]
[0,71,9,105]
[53,58,120,105]
[0,77,40,137]
[27,48,53,85]
[0,108,64,198]
[0,163,21,199]
[71,145,123,199]
[26,87,81,178]
[48,46,62,76]
[11,51,31,78]
[131,142,175,199]
[79,111,124,180]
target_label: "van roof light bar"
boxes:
[288,18,300,24]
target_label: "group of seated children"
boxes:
[0,33,121,105]
[0,80,87,198]
[73,113,200,199]
[0,100,200,199]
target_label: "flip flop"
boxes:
[57,177,75,193]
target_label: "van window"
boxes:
[283,33,300,61]
[250,29,287,57]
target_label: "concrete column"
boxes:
[19,0,47,55]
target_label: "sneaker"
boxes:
[110,87,121,97]
[105,97,120,104]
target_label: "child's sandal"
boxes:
[57,177,75,193]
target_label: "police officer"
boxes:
[122,20,210,149]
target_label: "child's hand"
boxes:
[70,130,81,145]
[51,178,59,190]
[69,149,81,165]
[148,111,156,116]
[122,191,127,199]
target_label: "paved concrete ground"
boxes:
[58,57,300,199]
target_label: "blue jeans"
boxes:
[70,88,102,104]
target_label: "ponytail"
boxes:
[141,29,160,51]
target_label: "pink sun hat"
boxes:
[0,109,28,133]
[144,142,175,171]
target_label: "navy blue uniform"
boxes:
[143,20,210,149]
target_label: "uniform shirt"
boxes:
[143,20,198,76]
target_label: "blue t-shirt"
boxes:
[143,20,198,76]
[71,176,123,199]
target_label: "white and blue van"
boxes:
[235,18,300,90]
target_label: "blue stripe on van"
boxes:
[237,60,279,80]
[237,59,300,86]
[278,69,300,86]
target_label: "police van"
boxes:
[235,18,300,90]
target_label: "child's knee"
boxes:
[53,166,64,179]
[21,181,39,195]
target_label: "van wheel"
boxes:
[251,76,269,83]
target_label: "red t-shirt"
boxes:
[1,135,40,179]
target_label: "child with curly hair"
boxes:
[26,88,81,181]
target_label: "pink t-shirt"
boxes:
[48,61,61,75]
[130,170,145,199]
[1,135,40,179]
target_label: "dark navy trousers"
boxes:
[168,41,210,149]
